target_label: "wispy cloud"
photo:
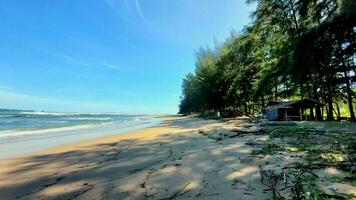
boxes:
[31,42,124,72]
[0,89,163,114]
[101,62,125,71]
[0,85,12,91]
[105,0,120,14]
[105,0,114,8]
[105,0,145,21]
[52,53,126,72]
[134,0,145,20]
[58,54,94,68]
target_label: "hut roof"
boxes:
[264,99,325,110]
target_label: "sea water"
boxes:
[0,110,161,158]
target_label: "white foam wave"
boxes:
[19,111,123,116]
[0,115,13,118]
[0,122,114,139]
[20,111,69,116]
[67,117,112,121]
[133,118,142,122]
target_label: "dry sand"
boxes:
[0,116,276,200]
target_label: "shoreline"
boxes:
[0,116,162,159]
[2,116,354,199]
[1,116,237,200]
[17,116,174,158]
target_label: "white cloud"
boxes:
[59,54,94,68]
[105,0,145,21]
[134,0,145,20]
[102,62,125,71]
[0,85,12,91]
[0,89,176,114]
[54,53,125,72]
[0,90,117,112]
[105,0,121,15]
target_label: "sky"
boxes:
[0,0,254,114]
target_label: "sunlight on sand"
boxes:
[226,166,258,180]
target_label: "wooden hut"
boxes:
[262,99,325,121]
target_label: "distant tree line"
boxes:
[179,0,356,121]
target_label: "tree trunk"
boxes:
[310,108,315,120]
[300,82,304,99]
[312,74,322,120]
[288,0,300,35]
[326,94,334,121]
[343,71,356,121]
[335,104,341,119]
[316,106,322,121]
[274,76,278,100]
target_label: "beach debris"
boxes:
[197,119,268,142]
[207,129,223,140]
[202,128,239,140]
[162,182,192,200]
[197,129,208,135]
[245,141,265,147]
[259,166,283,199]
[229,127,267,135]
[316,182,356,198]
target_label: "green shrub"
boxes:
[269,126,312,139]
[252,143,284,155]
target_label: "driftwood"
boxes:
[198,128,239,140]
[229,128,267,135]
[259,166,283,199]
[273,164,353,200]
[198,126,267,141]
[245,141,265,147]
[282,161,355,173]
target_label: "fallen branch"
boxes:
[158,182,191,200]
[259,166,283,199]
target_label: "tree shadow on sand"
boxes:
[1,118,272,200]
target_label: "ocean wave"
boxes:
[19,111,123,117]
[0,121,115,139]
[133,118,142,121]
[19,111,69,116]
[67,117,113,121]
[0,115,13,118]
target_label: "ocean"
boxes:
[0,109,161,158]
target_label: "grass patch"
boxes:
[256,122,356,199]
[268,125,314,139]
[252,143,284,155]
[304,148,325,163]
[266,124,355,166]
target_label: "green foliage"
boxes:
[178,0,356,120]
[267,123,356,166]
[304,148,325,163]
[257,122,356,199]
[300,177,326,200]
[269,125,312,138]
[252,143,284,155]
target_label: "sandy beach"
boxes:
[0,116,273,200]
[2,116,354,200]
[3,1,355,199]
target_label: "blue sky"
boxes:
[0,0,254,114]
